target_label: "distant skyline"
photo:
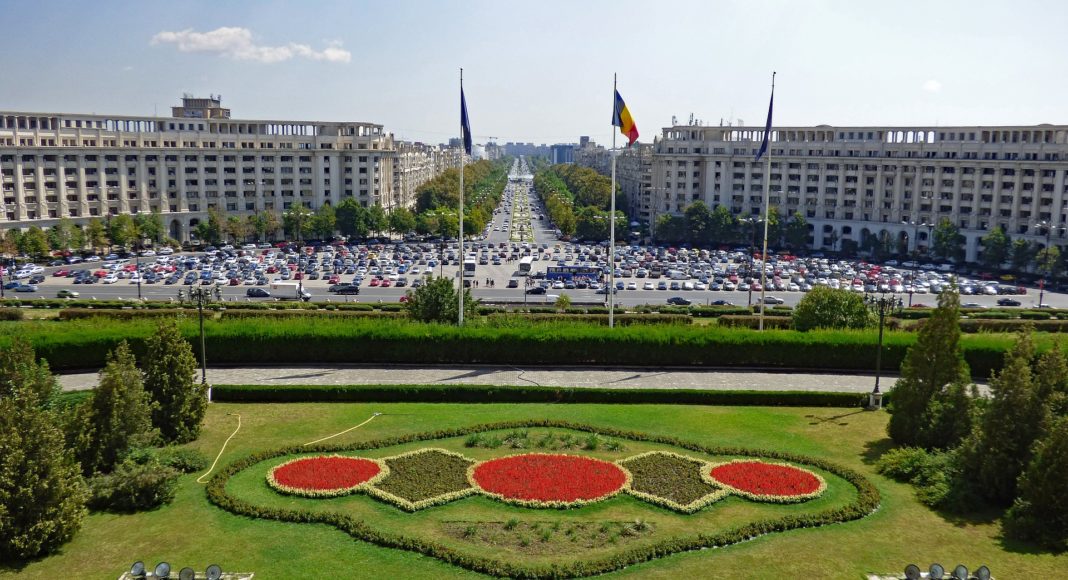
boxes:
[3,0,1067,145]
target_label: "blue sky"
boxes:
[2,0,1066,146]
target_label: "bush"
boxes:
[156,447,209,473]
[792,286,872,331]
[958,319,1068,333]
[0,308,23,321]
[87,459,179,512]
[876,447,954,507]
[1005,416,1068,550]
[717,315,793,329]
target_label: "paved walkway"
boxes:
[58,365,919,393]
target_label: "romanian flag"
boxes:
[612,90,639,146]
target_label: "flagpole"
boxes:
[609,73,617,329]
[458,67,465,326]
[758,71,776,331]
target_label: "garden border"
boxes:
[207,419,881,578]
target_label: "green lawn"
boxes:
[4,403,1065,579]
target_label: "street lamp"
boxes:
[740,217,763,307]
[179,282,223,400]
[1037,221,1066,308]
[865,291,903,410]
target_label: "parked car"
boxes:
[246,288,271,298]
[335,285,361,295]
[666,296,692,306]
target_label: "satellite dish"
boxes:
[130,561,146,578]
[952,564,969,580]
[154,562,171,579]
[179,568,195,580]
[975,565,991,580]
[903,564,921,580]
[929,563,945,579]
[206,564,223,580]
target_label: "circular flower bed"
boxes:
[468,453,631,508]
[704,460,826,502]
[268,455,387,498]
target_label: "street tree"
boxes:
[367,204,387,238]
[403,274,476,324]
[311,204,337,240]
[85,218,108,253]
[283,205,313,243]
[784,211,809,252]
[336,198,369,239]
[108,214,138,249]
[134,211,164,244]
[47,217,74,252]
[1035,245,1062,280]
[932,218,964,262]
[791,287,871,331]
[142,319,205,444]
[225,215,249,244]
[980,227,1010,270]
[683,201,714,247]
[709,205,737,246]
[19,226,49,259]
[388,207,417,237]
[1010,238,1036,272]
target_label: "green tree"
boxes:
[19,226,49,259]
[791,287,872,331]
[388,207,417,237]
[654,214,686,245]
[366,205,387,238]
[134,211,165,244]
[956,330,1045,504]
[1035,245,1062,280]
[1010,238,1035,272]
[783,211,809,252]
[223,215,246,243]
[0,228,20,256]
[709,205,738,246]
[142,319,205,444]
[311,204,337,240]
[47,217,74,252]
[108,214,137,249]
[1005,416,1068,550]
[69,225,86,253]
[71,342,157,476]
[261,210,281,242]
[932,218,964,262]
[683,201,714,247]
[336,198,369,239]
[887,287,975,449]
[980,227,1010,270]
[0,337,61,409]
[283,205,313,243]
[403,274,476,324]
[555,294,572,310]
[85,218,108,253]
[0,379,88,561]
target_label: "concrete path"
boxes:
[58,365,914,394]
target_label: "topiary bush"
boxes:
[87,459,179,512]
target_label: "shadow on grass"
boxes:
[804,409,866,427]
[861,437,896,466]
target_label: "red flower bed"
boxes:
[269,455,384,497]
[469,453,630,507]
[706,460,823,500]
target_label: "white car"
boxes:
[102,274,119,284]
[643,282,654,290]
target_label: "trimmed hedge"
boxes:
[220,310,405,320]
[211,384,872,407]
[206,420,880,579]
[717,315,794,329]
[0,308,24,321]
[485,313,691,326]
[958,319,1068,333]
[58,308,191,320]
[1,317,1014,377]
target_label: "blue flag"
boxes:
[461,86,472,156]
[755,88,774,161]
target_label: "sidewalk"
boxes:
[57,365,913,394]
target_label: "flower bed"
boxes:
[468,453,631,508]
[704,460,826,502]
[267,455,387,498]
[618,451,728,513]
[367,448,477,511]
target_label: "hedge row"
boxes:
[220,310,406,320]
[717,315,794,330]
[211,384,871,407]
[958,319,1068,333]
[484,313,691,326]
[2,317,1013,377]
[206,420,880,579]
[0,308,23,320]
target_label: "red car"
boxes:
[229,278,241,286]
[369,278,381,287]
[380,279,392,287]
[53,269,71,277]
[328,275,340,284]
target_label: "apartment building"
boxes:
[573,141,654,224]
[0,96,460,242]
[579,124,1068,262]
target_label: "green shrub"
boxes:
[875,447,953,508]
[155,447,209,473]
[894,309,933,320]
[0,308,23,321]
[87,459,179,512]
[717,315,793,329]
[1020,310,1054,320]
[959,319,1068,333]
[792,287,871,331]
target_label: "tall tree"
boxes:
[71,342,157,476]
[19,226,49,259]
[69,225,86,253]
[887,286,974,449]
[1005,416,1068,550]
[366,204,387,238]
[85,218,107,253]
[108,214,137,249]
[0,378,88,561]
[225,215,249,244]
[683,201,714,247]
[282,205,313,243]
[311,204,337,240]
[1035,245,1062,280]
[335,198,369,239]
[979,226,1010,270]
[0,337,60,409]
[932,218,964,261]
[709,205,737,246]
[1010,238,1035,272]
[47,217,74,252]
[142,319,205,444]
[783,211,809,252]
[134,211,164,244]
[388,207,416,237]
[0,228,20,256]
[654,214,686,245]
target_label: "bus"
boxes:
[463,259,477,278]
[518,255,534,275]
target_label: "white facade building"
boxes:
[644,124,1068,261]
[0,96,460,241]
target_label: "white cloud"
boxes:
[151,27,351,64]
[922,79,942,93]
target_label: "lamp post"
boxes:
[180,282,222,401]
[1036,221,1066,308]
[865,291,902,410]
[741,217,763,307]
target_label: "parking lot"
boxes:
[5,156,1068,309]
